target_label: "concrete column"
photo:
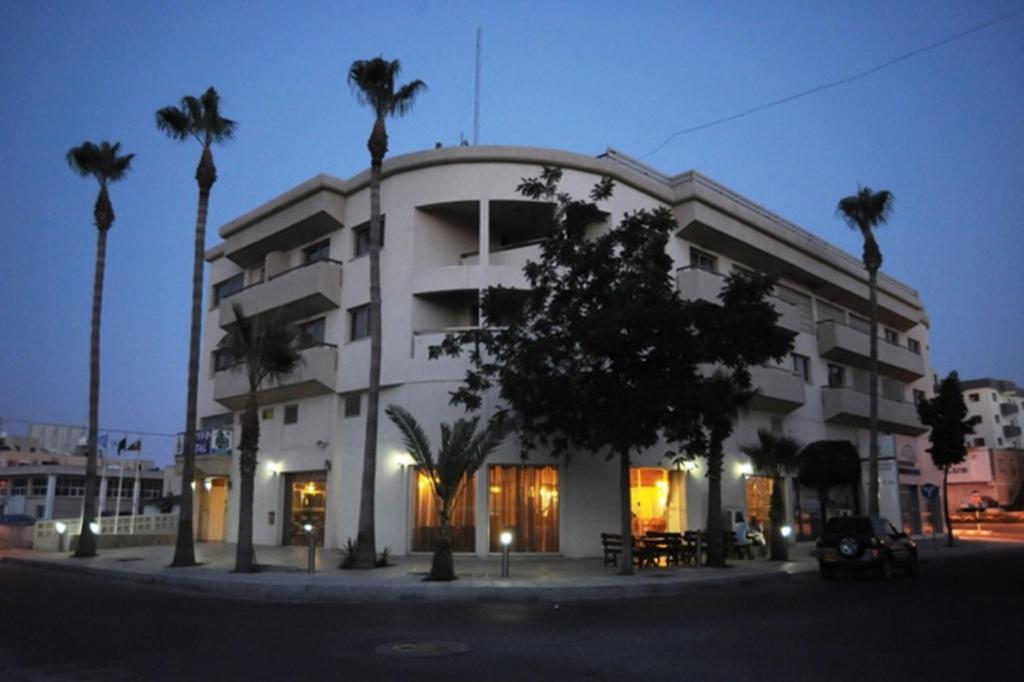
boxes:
[43,474,57,519]
[97,472,108,519]
[132,469,141,516]
[479,199,490,267]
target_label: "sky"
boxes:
[1,0,1022,465]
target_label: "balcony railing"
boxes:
[816,319,925,382]
[1000,402,1019,417]
[748,365,806,413]
[821,385,926,436]
[676,266,802,335]
[1003,425,1022,439]
[218,259,342,328]
[213,343,337,410]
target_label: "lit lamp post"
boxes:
[304,522,316,574]
[55,522,67,552]
[500,530,513,578]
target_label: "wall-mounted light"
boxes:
[316,440,329,450]
[204,478,213,491]
[781,525,793,538]
[89,522,101,535]
[394,451,415,469]
[735,462,754,477]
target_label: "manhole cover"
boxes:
[375,641,471,658]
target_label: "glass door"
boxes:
[283,471,327,546]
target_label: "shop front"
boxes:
[283,471,327,546]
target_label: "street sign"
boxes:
[921,483,939,500]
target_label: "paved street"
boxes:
[1,545,1021,681]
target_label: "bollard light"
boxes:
[55,522,67,534]
[304,523,316,574]
[500,531,513,578]
[55,522,67,552]
[780,525,792,538]
[89,522,100,535]
[303,523,314,533]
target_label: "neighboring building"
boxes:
[197,145,936,555]
[961,378,1024,450]
[0,437,164,521]
[947,447,1024,509]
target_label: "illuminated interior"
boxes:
[488,465,559,552]
[630,468,685,535]
[284,472,327,546]
[744,475,773,529]
[412,470,476,552]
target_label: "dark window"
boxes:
[828,364,846,388]
[141,479,163,499]
[213,349,233,372]
[883,328,898,344]
[261,408,274,421]
[350,305,370,341]
[345,394,361,417]
[284,404,299,425]
[973,438,985,447]
[303,240,330,263]
[201,413,234,430]
[913,389,926,405]
[56,476,84,497]
[353,219,385,258]
[298,317,326,346]
[968,393,980,403]
[997,437,1004,446]
[907,338,921,354]
[792,354,811,382]
[12,478,26,495]
[992,393,998,402]
[213,273,244,305]
[31,477,48,496]
[689,248,717,273]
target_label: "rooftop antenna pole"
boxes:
[474,27,481,145]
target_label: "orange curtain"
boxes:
[488,465,559,552]
[412,470,476,552]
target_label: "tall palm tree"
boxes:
[386,405,507,581]
[740,429,802,561]
[347,57,426,568]
[66,141,134,558]
[219,303,303,573]
[837,187,894,517]
[157,87,236,568]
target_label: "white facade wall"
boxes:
[196,146,935,555]
[962,380,1024,450]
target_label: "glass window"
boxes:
[689,248,717,273]
[303,240,330,263]
[141,479,163,499]
[629,468,674,535]
[212,273,244,305]
[828,364,846,389]
[848,314,870,334]
[880,377,905,402]
[883,328,899,344]
[56,476,85,497]
[350,305,370,341]
[353,219,385,258]
[488,465,559,552]
[31,477,48,496]
[968,393,980,403]
[913,389,926,405]
[298,317,326,346]
[284,404,299,425]
[261,408,274,420]
[992,393,998,401]
[12,478,27,495]
[412,470,475,552]
[774,284,813,334]
[816,300,845,325]
[907,338,921,354]
[973,438,985,447]
[344,394,361,418]
[201,413,234,430]
[213,348,234,372]
[792,354,811,382]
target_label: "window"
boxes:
[883,328,899,344]
[141,479,163,499]
[968,393,980,403]
[213,348,234,372]
[689,248,717,273]
[792,354,811,383]
[992,393,998,402]
[261,408,274,420]
[349,305,370,341]
[488,465,559,552]
[816,300,845,325]
[284,404,299,425]
[212,273,244,305]
[770,417,784,434]
[412,470,476,552]
[880,377,904,402]
[201,413,234,430]
[56,476,84,497]
[303,240,330,264]
[973,438,985,447]
[31,477,48,496]
[774,284,813,333]
[344,394,361,418]
[298,317,326,347]
[907,338,921,354]
[353,219,385,258]
[248,266,264,286]
[828,364,846,388]
[913,389,926,405]
[848,314,870,334]
[11,478,26,495]
[998,438,1004,446]
[995,415,1001,424]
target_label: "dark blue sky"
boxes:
[2,1,1022,463]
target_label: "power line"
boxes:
[638,7,1024,159]
[0,416,178,438]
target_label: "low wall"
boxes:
[34,514,179,552]
[0,525,34,549]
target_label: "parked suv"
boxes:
[816,516,918,580]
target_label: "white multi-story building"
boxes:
[961,378,1024,450]
[196,146,938,555]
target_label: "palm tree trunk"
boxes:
[428,500,455,581]
[867,266,880,516]
[705,438,726,567]
[818,487,830,531]
[943,466,954,548]
[768,474,788,561]
[618,450,634,575]
[235,395,259,572]
[172,148,216,568]
[75,205,111,558]
[355,119,387,569]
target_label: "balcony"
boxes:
[816,320,925,382]
[748,365,806,413]
[410,264,527,296]
[213,343,337,410]
[676,267,802,335]
[219,259,342,328]
[1000,403,1019,417]
[821,386,926,436]
[1003,425,1022,439]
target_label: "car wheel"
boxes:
[878,554,894,581]
[838,536,861,559]
[819,562,837,580]
[904,552,919,577]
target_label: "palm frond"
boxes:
[837,186,894,231]
[385,405,435,473]
[155,106,191,140]
[392,80,427,116]
[67,140,134,186]
[348,56,425,119]
[156,88,236,147]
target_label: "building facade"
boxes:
[961,378,1024,450]
[197,146,937,555]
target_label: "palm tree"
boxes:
[386,405,507,581]
[219,303,303,573]
[740,429,802,561]
[837,187,894,517]
[797,440,862,532]
[66,141,134,558]
[156,87,236,568]
[347,58,426,568]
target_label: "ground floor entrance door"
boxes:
[744,475,773,528]
[629,468,685,535]
[196,477,228,542]
[283,471,327,547]
[900,485,922,535]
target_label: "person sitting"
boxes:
[748,515,767,558]
[733,512,753,559]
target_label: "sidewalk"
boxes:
[0,537,1012,604]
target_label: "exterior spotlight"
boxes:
[781,525,793,538]
[89,522,101,535]
[204,479,213,491]
[500,531,513,578]
[190,481,196,491]
[736,462,754,477]
[55,522,67,534]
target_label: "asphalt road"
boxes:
[2,546,1022,681]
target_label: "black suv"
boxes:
[815,516,918,580]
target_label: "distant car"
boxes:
[0,514,37,526]
[815,516,918,580]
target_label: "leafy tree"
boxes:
[837,187,894,517]
[218,304,303,572]
[66,141,134,558]
[797,440,861,531]
[157,87,237,568]
[436,168,704,575]
[916,371,980,547]
[741,429,803,561]
[347,57,427,569]
[385,405,508,581]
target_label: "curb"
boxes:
[1,556,817,604]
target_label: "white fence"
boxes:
[34,513,178,551]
